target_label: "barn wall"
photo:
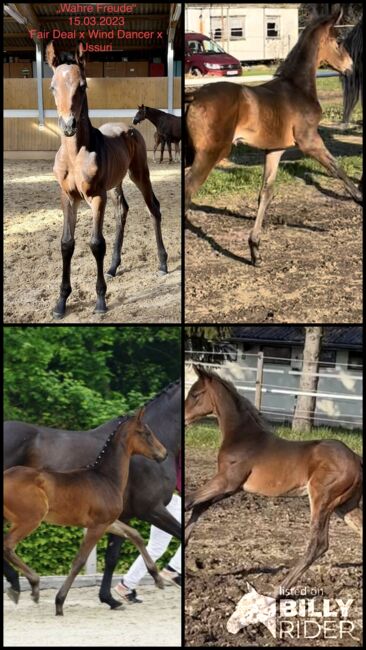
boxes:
[4,78,181,152]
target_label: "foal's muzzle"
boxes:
[132,118,140,125]
[59,116,77,137]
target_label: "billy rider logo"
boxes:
[227,583,358,641]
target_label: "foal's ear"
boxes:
[45,41,60,70]
[75,41,86,69]
[136,406,145,422]
[192,364,202,377]
[328,7,343,26]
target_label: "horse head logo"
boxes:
[227,583,277,638]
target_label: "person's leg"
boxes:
[116,494,181,598]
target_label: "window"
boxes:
[214,27,223,40]
[347,351,363,370]
[266,17,280,38]
[262,345,291,365]
[230,17,245,40]
[319,349,336,368]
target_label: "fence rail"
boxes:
[184,352,363,429]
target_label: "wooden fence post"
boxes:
[255,351,264,410]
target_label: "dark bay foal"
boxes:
[4,408,167,615]
[46,41,168,318]
[133,105,181,164]
[185,366,362,597]
[185,10,362,265]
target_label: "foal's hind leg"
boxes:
[248,149,285,266]
[295,131,363,204]
[274,470,360,597]
[4,520,44,603]
[4,559,20,604]
[129,159,168,274]
[106,185,129,278]
[53,191,79,319]
[185,149,226,217]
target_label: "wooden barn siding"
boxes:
[4,78,181,151]
[5,118,166,151]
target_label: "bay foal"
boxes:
[4,408,167,615]
[185,10,363,265]
[46,41,168,318]
[185,366,362,597]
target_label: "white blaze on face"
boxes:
[227,583,277,638]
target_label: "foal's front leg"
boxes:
[53,191,79,318]
[185,472,239,545]
[90,193,107,313]
[296,131,362,205]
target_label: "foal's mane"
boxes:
[198,366,273,434]
[85,414,130,469]
[275,13,337,79]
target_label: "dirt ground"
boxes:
[4,583,181,647]
[185,449,363,647]
[185,130,362,323]
[4,158,181,323]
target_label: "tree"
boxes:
[292,327,323,433]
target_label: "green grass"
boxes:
[196,153,362,199]
[186,419,363,455]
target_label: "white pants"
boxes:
[123,493,181,590]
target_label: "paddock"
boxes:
[185,446,362,648]
[4,581,181,647]
[4,157,180,323]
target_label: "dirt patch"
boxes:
[185,449,362,647]
[185,141,362,323]
[4,159,181,323]
[4,583,181,647]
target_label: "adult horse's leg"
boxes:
[166,138,173,164]
[55,524,107,615]
[129,155,168,274]
[90,193,107,313]
[99,534,125,608]
[143,504,181,539]
[160,138,166,164]
[295,131,363,204]
[53,191,79,319]
[4,558,20,604]
[106,185,129,278]
[248,149,285,266]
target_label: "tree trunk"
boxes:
[292,327,323,433]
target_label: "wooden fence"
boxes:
[4,78,181,152]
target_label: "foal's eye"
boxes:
[50,86,55,93]
[80,85,87,92]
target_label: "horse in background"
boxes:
[133,105,181,164]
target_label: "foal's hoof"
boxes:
[52,310,65,320]
[94,307,108,315]
[155,574,165,590]
[7,587,20,604]
[31,592,40,604]
[158,269,168,276]
[105,270,116,279]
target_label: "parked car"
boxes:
[185,32,242,77]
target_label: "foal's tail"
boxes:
[184,93,196,168]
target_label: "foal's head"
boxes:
[46,41,88,137]
[123,407,168,462]
[315,9,353,75]
[133,105,147,125]
[185,365,216,425]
